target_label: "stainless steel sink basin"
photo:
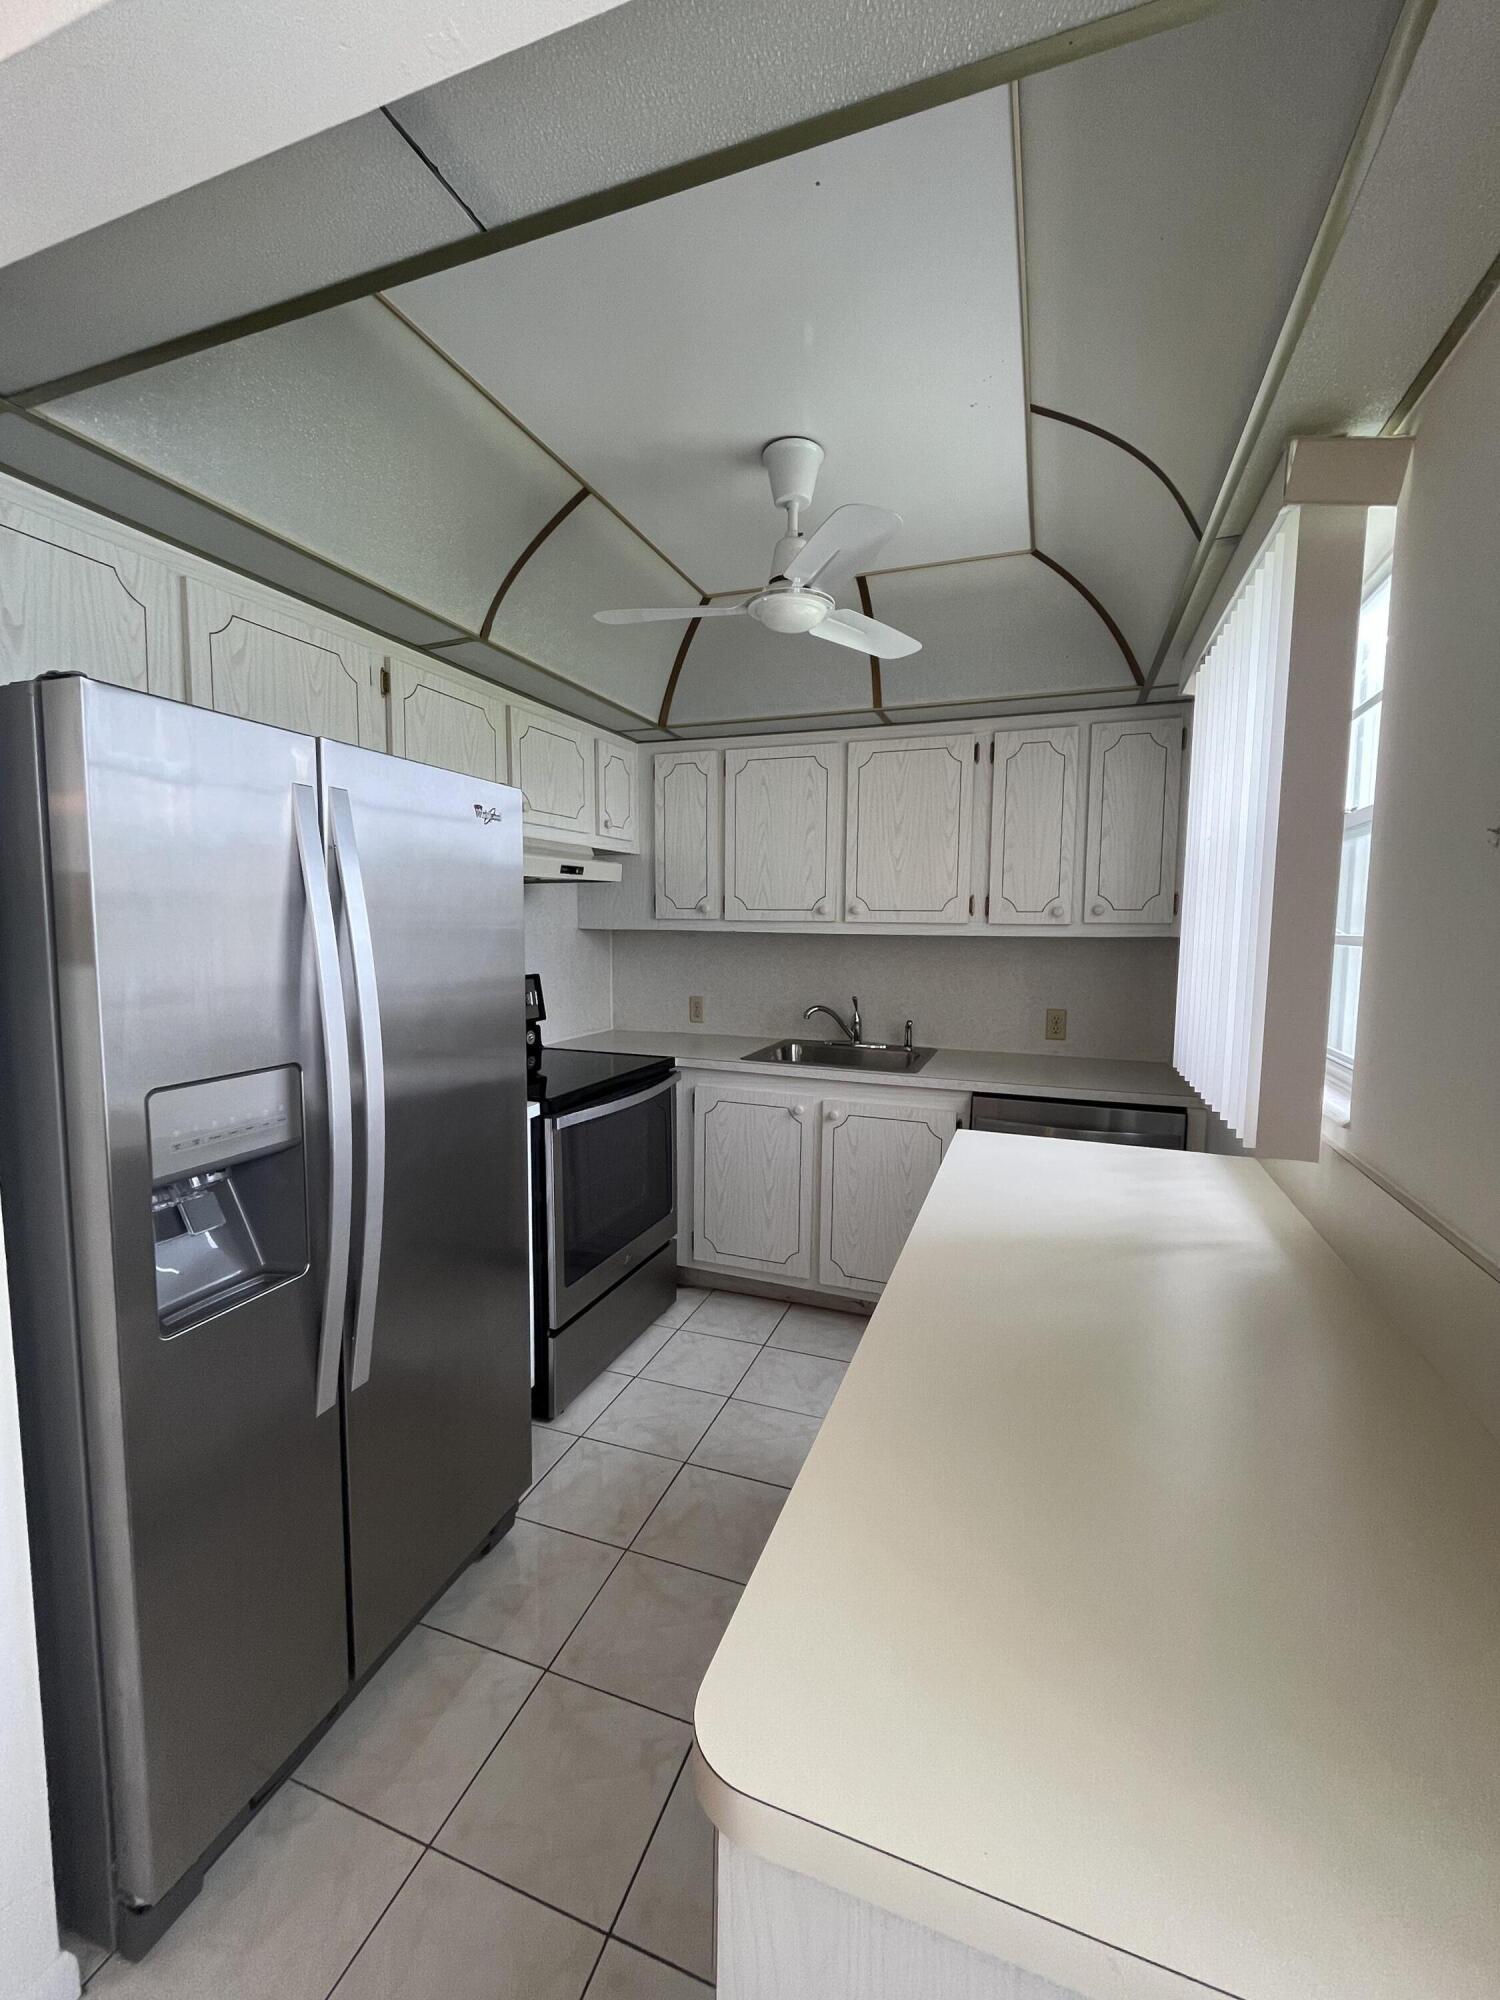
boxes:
[743,1038,935,1074]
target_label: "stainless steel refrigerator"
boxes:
[0,676,530,1954]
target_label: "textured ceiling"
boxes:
[392,90,1029,587]
[20,0,1487,739]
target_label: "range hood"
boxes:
[523,838,622,884]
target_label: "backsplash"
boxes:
[609,932,1179,1060]
[523,885,613,1042]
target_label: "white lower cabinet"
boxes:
[817,1094,960,1296]
[687,1075,963,1299]
[693,1083,817,1281]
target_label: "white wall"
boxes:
[0,1206,78,2000]
[610,931,1178,1060]
[523,884,613,1043]
[1267,293,1500,1438]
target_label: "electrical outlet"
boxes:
[688,995,705,1025]
[1045,1007,1068,1042]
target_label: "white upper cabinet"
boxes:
[1,493,184,699]
[816,1093,959,1296]
[692,1081,816,1281]
[387,654,508,783]
[185,577,383,748]
[845,734,976,924]
[507,697,594,833]
[595,737,640,847]
[723,743,843,922]
[655,749,722,920]
[1082,716,1183,927]
[988,724,1079,926]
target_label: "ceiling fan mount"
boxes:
[593,436,922,660]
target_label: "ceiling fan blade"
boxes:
[810,609,922,660]
[594,603,747,625]
[783,505,900,592]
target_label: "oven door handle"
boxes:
[550,1072,678,1131]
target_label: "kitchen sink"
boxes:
[743,1038,935,1074]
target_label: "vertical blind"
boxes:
[1174,515,1296,1147]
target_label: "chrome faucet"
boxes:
[804,995,862,1045]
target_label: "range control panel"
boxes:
[148,1067,302,1182]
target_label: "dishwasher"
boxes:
[969,1093,1188,1149]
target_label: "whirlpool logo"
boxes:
[472,804,502,825]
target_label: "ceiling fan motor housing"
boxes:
[750,586,833,634]
[761,436,825,513]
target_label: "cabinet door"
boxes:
[988,725,1079,926]
[388,655,508,782]
[817,1096,958,1296]
[723,744,842,922]
[693,1083,815,1280]
[508,698,595,833]
[845,735,975,924]
[185,578,382,748]
[595,737,640,847]
[1,494,184,698]
[655,749,723,921]
[1082,717,1183,926]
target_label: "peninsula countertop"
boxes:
[554,1028,1199,1108]
[691,1132,1500,2000]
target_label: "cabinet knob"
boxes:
[1049,903,1064,919]
[815,898,831,916]
[792,1104,807,1120]
[1090,902,1104,917]
[696,898,711,915]
[849,898,865,917]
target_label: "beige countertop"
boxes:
[555,1027,1199,1108]
[691,1132,1500,2000]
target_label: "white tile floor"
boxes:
[76,1286,866,1999]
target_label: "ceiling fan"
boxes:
[594,437,922,659]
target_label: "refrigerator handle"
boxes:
[293,785,353,1418]
[327,787,386,1394]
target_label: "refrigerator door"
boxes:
[320,741,530,1673]
[25,680,350,1913]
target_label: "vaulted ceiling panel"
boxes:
[865,554,1131,710]
[1020,0,1406,524]
[668,607,871,729]
[43,297,578,630]
[490,495,700,724]
[1029,418,1198,674]
[392,88,1029,587]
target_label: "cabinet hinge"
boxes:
[973,741,980,763]
[1173,890,1181,917]
[1181,724,1187,750]
[984,894,990,919]
[989,741,995,763]
[968,893,976,917]
[379,666,391,697]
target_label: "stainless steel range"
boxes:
[526,977,677,1417]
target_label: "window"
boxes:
[1325,569,1390,1118]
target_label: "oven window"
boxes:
[555,1086,674,1291]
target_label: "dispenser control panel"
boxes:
[148,1069,301,1182]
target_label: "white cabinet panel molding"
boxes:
[845,734,976,925]
[655,749,723,920]
[185,577,382,748]
[595,736,640,847]
[388,653,508,782]
[1082,716,1182,926]
[693,1083,816,1281]
[817,1095,959,1296]
[988,725,1079,925]
[724,744,842,922]
[507,697,594,832]
[1,491,184,698]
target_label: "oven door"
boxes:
[545,1074,677,1326]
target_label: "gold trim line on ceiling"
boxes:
[1029,405,1203,538]
[855,573,889,720]
[4,0,1231,411]
[1032,548,1143,685]
[479,485,587,637]
[657,598,712,728]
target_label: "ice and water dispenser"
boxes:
[148,1067,309,1334]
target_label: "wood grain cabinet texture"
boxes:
[988,725,1079,926]
[692,1082,816,1281]
[1082,716,1183,927]
[595,737,639,847]
[387,655,508,782]
[185,577,384,748]
[655,749,723,920]
[845,734,976,925]
[1,494,185,699]
[507,698,595,832]
[817,1095,960,1296]
[723,743,842,922]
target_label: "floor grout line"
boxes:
[605,1742,693,1935]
